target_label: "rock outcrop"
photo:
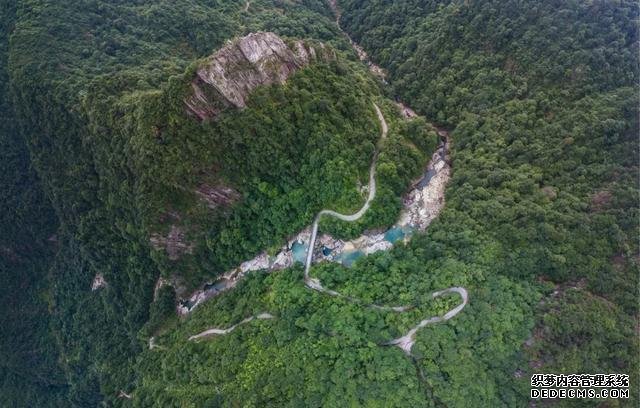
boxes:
[195,184,240,209]
[398,138,451,230]
[185,32,335,120]
[91,273,107,291]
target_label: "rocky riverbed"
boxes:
[177,129,451,315]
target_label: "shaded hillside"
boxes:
[1,0,637,406]
[2,1,428,404]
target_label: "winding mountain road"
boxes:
[300,103,468,354]
[189,313,274,341]
[189,103,467,355]
[385,287,468,354]
[303,103,386,289]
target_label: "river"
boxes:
[182,4,467,356]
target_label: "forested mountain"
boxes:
[337,0,639,405]
[1,0,637,407]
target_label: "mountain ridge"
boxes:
[185,32,336,120]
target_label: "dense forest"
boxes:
[0,1,67,404]
[0,0,638,407]
[337,0,639,405]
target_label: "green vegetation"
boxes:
[2,0,432,405]
[133,235,537,406]
[338,0,639,405]
[0,1,66,405]
[91,59,383,283]
[1,0,637,406]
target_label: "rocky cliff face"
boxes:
[185,32,335,120]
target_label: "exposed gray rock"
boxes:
[396,102,418,119]
[195,184,240,209]
[185,32,335,120]
[362,239,393,255]
[91,273,107,291]
[398,140,451,230]
[153,277,170,301]
[272,250,293,270]
[239,252,270,273]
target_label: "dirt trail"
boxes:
[385,287,468,354]
[189,313,274,341]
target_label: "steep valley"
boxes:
[1,1,637,407]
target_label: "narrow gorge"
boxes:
[180,5,469,357]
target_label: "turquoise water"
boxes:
[337,250,364,267]
[291,241,308,264]
[384,227,405,243]
[384,225,415,243]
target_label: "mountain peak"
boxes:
[185,32,334,120]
